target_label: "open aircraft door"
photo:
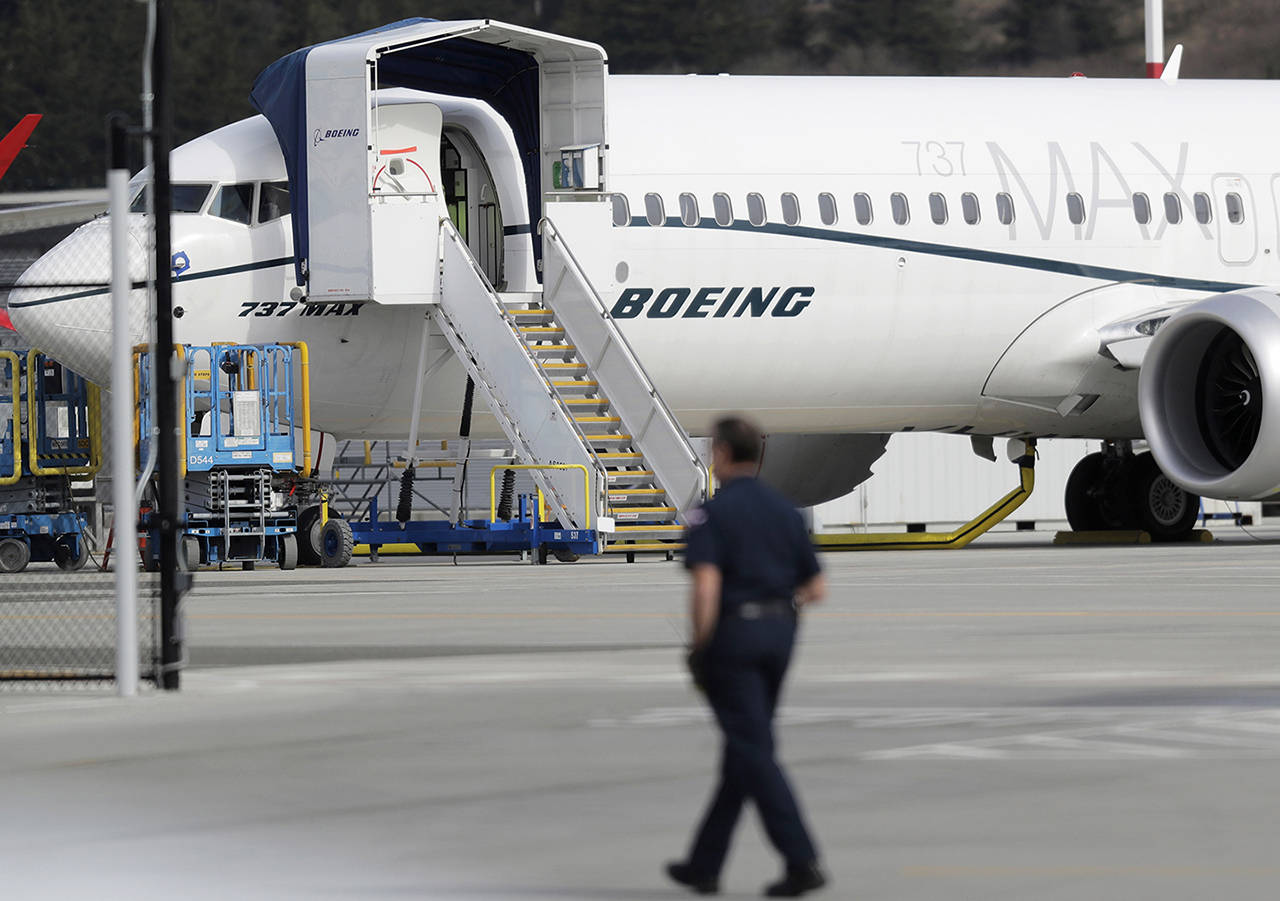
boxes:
[251,18,608,306]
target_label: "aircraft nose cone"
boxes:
[7,218,149,387]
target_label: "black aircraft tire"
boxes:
[296,506,325,567]
[1065,453,1107,532]
[1131,453,1201,542]
[0,538,31,573]
[320,519,354,568]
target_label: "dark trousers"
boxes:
[687,613,818,876]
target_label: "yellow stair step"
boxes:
[519,326,565,334]
[614,523,684,533]
[573,415,621,424]
[599,453,643,460]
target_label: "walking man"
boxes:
[666,416,828,897]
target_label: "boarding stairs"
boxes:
[431,218,708,556]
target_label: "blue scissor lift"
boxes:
[139,343,308,570]
[0,350,99,573]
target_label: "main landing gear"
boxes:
[1065,442,1201,541]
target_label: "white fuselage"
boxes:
[11,74,1280,443]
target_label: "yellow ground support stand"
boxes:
[814,441,1036,551]
[1053,529,1214,545]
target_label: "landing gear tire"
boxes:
[1130,453,1200,542]
[296,505,325,567]
[278,533,299,571]
[320,518,354,568]
[1065,452,1140,532]
[1065,453,1107,531]
[53,535,89,572]
[0,538,30,573]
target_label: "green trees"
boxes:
[0,0,1271,191]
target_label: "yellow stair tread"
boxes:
[551,380,598,387]
[564,397,610,405]
[583,434,632,440]
[518,326,565,333]
[540,361,587,368]
[573,415,621,423]
[614,523,684,532]
[612,506,677,513]
[599,453,643,459]
[608,487,664,495]
[511,308,553,315]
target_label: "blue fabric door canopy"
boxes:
[248,18,598,287]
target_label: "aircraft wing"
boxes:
[0,196,107,236]
[0,114,41,182]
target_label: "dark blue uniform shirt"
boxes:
[684,476,821,615]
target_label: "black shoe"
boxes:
[666,860,719,895]
[764,862,827,897]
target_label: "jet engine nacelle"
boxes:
[1139,287,1280,500]
[757,433,890,507]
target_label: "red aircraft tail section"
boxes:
[0,114,41,182]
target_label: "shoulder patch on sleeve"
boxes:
[685,507,708,528]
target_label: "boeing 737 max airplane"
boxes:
[8,18,1280,541]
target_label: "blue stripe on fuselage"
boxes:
[7,256,297,309]
[627,216,1255,294]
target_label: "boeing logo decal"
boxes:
[610,287,814,320]
[313,127,361,147]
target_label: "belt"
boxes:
[732,600,796,620]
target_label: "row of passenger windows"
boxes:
[129,180,292,226]
[613,190,1247,230]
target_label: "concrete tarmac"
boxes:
[6,530,1280,899]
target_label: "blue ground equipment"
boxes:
[0,350,99,573]
[320,462,599,567]
[138,343,311,570]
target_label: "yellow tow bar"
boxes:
[814,440,1036,551]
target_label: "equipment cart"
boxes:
[137,343,313,570]
[0,350,99,573]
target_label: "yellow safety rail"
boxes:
[25,349,102,478]
[280,341,312,476]
[813,442,1036,550]
[489,463,592,529]
[0,351,21,486]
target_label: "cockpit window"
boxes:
[128,182,212,214]
[212,183,254,225]
[258,181,291,224]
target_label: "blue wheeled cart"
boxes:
[137,343,311,570]
[318,464,599,567]
[0,349,99,573]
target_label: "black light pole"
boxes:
[151,0,183,690]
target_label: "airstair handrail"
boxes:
[435,220,608,528]
[539,217,709,513]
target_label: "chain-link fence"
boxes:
[0,571,160,687]
[0,214,165,689]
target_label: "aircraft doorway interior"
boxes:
[442,129,504,289]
